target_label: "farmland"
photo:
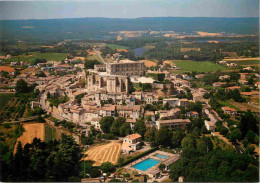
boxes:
[140,60,157,67]
[14,123,45,153]
[229,100,260,112]
[0,94,14,111]
[0,66,15,73]
[83,141,122,166]
[86,54,101,62]
[106,44,128,49]
[0,96,31,120]
[4,52,68,62]
[171,60,227,72]
[219,100,240,111]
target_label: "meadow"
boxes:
[219,100,240,111]
[106,44,128,49]
[171,60,227,72]
[86,54,101,61]
[5,52,68,62]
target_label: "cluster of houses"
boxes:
[34,57,221,141]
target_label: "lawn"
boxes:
[106,44,128,49]
[0,94,14,111]
[171,60,227,72]
[5,52,68,62]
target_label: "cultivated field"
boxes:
[0,93,14,111]
[140,60,157,67]
[229,100,259,112]
[83,142,122,166]
[180,47,201,52]
[163,60,175,66]
[197,31,222,36]
[5,52,68,62]
[14,123,45,153]
[171,60,227,72]
[116,49,128,53]
[223,57,260,61]
[106,44,128,49]
[20,68,38,74]
[86,54,101,62]
[0,66,15,72]
[163,33,179,38]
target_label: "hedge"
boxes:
[120,147,159,167]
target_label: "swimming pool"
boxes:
[132,158,161,171]
[154,153,168,159]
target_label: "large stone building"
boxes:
[87,74,129,94]
[106,60,145,76]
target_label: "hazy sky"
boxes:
[0,0,259,20]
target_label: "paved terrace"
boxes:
[124,150,180,178]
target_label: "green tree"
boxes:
[119,123,132,137]
[246,145,255,155]
[246,130,256,143]
[239,110,258,138]
[144,127,157,144]
[15,79,30,93]
[196,136,213,153]
[84,59,101,69]
[99,116,114,133]
[110,117,126,136]
[219,126,229,136]
[172,129,185,148]
[181,136,196,150]
[159,164,166,172]
[134,119,146,137]
[156,126,172,147]
[100,162,115,173]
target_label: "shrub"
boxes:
[4,124,11,128]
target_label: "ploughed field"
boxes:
[83,142,122,166]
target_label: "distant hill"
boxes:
[0,17,259,41]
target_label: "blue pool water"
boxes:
[154,153,168,159]
[132,158,161,171]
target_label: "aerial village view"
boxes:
[0,0,259,182]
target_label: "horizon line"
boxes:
[0,16,259,21]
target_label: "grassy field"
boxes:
[229,100,259,112]
[171,60,227,72]
[5,52,68,62]
[106,44,128,49]
[45,125,57,142]
[0,94,14,111]
[86,54,101,61]
[219,100,240,111]
[0,124,17,151]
